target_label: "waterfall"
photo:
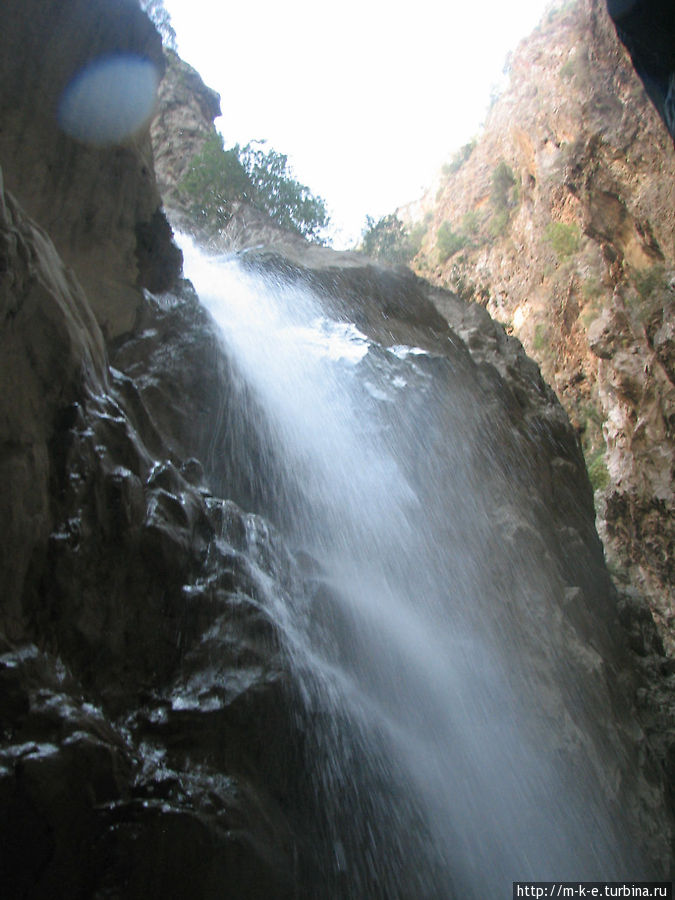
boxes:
[177,236,643,897]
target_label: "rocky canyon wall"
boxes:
[403,0,674,651]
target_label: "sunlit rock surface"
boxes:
[403,0,675,650]
[150,49,222,235]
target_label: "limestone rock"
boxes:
[404,0,675,650]
[150,49,222,226]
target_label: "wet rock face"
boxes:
[233,247,675,877]
[0,171,107,632]
[109,284,236,497]
[0,0,181,338]
[1,175,308,897]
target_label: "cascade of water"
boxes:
[178,236,643,897]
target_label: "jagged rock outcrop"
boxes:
[149,51,309,253]
[0,0,181,338]
[150,49,222,231]
[404,0,674,649]
[219,242,675,879]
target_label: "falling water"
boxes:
[178,237,643,897]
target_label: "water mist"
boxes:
[177,236,645,897]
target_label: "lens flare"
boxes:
[58,54,160,145]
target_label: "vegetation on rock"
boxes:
[436,221,467,262]
[180,134,330,242]
[239,142,330,242]
[587,447,610,492]
[489,161,519,237]
[442,140,477,177]
[359,213,426,264]
[545,221,581,260]
[180,133,252,232]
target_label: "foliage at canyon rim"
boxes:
[141,0,329,243]
[358,213,427,264]
[180,134,330,243]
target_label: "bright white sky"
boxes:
[163,0,553,247]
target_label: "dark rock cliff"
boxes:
[0,167,307,897]
[607,0,675,142]
[1,0,675,894]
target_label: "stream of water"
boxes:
[178,237,641,897]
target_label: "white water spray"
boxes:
[178,236,642,896]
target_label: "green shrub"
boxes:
[437,222,466,262]
[560,59,576,81]
[461,209,481,237]
[180,134,253,233]
[626,265,668,327]
[238,141,329,242]
[485,161,520,239]
[587,449,610,491]
[488,209,510,239]
[558,48,591,89]
[360,214,424,264]
[180,135,330,242]
[632,264,665,301]
[578,402,605,458]
[532,322,548,351]
[491,161,518,211]
[442,140,477,177]
[408,222,427,256]
[545,221,581,260]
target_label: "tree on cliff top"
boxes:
[238,142,330,243]
[180,134,330,243]
[359,214,425,264]
[180,134,253,234]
